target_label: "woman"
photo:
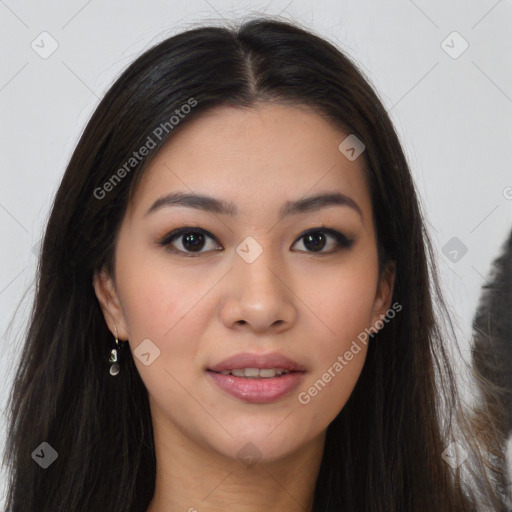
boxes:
[2,17,505,511]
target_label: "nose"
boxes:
[220,244,297,334]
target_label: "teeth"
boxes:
[244,368,260,378]
[260,368,283,378]
[219,368,290,378]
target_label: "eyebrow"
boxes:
[145,191,363,221]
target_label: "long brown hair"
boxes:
[2,17,505,511]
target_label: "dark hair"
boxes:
[2,17,505,511]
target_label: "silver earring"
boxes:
[109,323,123,376]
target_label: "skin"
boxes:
[93,103,395,512]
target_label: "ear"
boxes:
[370,260,396,326]
[92,269,129,341]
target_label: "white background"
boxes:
[1,0,511,506]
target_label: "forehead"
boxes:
[127,103,372,222]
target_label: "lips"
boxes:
[206,352,306,403]
[207,352,306,373]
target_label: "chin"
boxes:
[207,425,310,465]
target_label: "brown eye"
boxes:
[178,231,207,252]
[159,226,353,257]
[159,227,221,256]
[291,228,354,253]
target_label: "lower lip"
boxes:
[206,370,305,403]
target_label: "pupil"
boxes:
[180,231,327,253]
[183,232,205,251]
[304,232,325,251]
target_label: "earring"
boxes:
[109,322,125,376]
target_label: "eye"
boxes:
[158,227,221,257]
[158,226,354,257]
[291,228,354,254]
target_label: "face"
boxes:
[94,103,395,464]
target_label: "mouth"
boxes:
[206,365,306,403]
[206,352,306,403]
[208,367,295,378]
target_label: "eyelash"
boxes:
[158,226,354,257]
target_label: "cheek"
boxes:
[115,239,208,341]
[304,257,379,348]
[115,250,216,374]
[116,262,209,400]
[296,282,372,429]
[310,281,373,369]
[119,271,179,340]
[317,284,376,338]
[295,255,378,418]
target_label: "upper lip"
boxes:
[208,352,306,372]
